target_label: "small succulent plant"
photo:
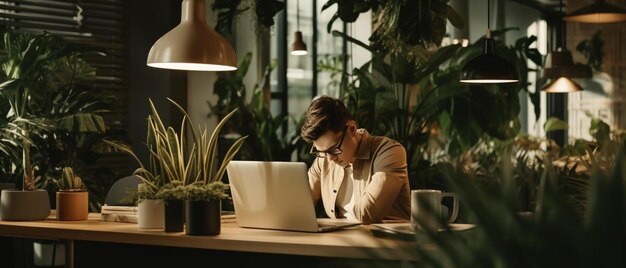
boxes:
[58,167,86,192]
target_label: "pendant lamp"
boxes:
[460,0,518,84]
[564,0,626,24]
[542,48,592,79]
[542,0,591,93]
[291,1,308,56]
[147,0,237,71]
[542,77,583,93]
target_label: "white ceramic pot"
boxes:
[138,199,164,229]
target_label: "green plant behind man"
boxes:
[208,52,309,163]
[323,29,542,187]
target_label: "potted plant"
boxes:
[104,139,166,229]
[135,182,164,229]
[182,101,246,235]
[107,98,246,233]
[156,181,187,232]
[55,167,88,221]
[105,99,173,230]
[108,99,191,232]
[0,31,119,220]
[184,182,229,235]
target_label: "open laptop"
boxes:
[226,160,361,232]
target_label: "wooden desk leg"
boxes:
[65,239,74,268]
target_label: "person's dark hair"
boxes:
[301,95,352,143]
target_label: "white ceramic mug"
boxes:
[411,189,459,231]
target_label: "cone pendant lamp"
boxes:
[542,48,592,79]
[291,0,308,56]
[564,0,626,24]
[542,0,591,93]
[460,0,518,84]
[291,31,308,56]
[541,48,589,92]
[147,0,237,71]
[543,77,583,93]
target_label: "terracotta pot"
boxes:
[56,191,88,221]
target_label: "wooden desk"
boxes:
[0,213,425,267]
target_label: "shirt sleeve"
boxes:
[353,141,408,224]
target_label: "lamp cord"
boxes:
[486,0,492,38]
[488,0,491,31]
[296,0,300,31]
[560,0,566,50]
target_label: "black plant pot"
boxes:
[164,199,184,232]
[185,199,221,236]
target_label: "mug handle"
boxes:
[442,193,459,224]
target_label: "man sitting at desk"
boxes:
[301,95,411,224]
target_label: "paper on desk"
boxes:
[221,213,237,223]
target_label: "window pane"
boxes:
[286,0,313,124]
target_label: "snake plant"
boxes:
[107,98,247,201]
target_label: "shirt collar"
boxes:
[354,128,371,160]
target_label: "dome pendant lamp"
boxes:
[147,0,237,71]
[291,0,308,56]
[460,0,518,84]
[564,0,626,24]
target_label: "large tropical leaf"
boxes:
[57,113,106,133]
[0,31,119,211]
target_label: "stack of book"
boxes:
[100,204,138,223]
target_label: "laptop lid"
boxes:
[226,160,359,232]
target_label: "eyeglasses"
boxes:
[310,125,348,158]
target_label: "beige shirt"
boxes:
[335,165,355,220]
[308,129,411,224]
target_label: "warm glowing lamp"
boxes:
[147,0,237,71]
[542,77,584,93]
[564,0,626,24]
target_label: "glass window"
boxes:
[269,1,372,135]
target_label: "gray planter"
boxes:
[0,183,16,219]
[0,183,16,198]
[0,189,51,221]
